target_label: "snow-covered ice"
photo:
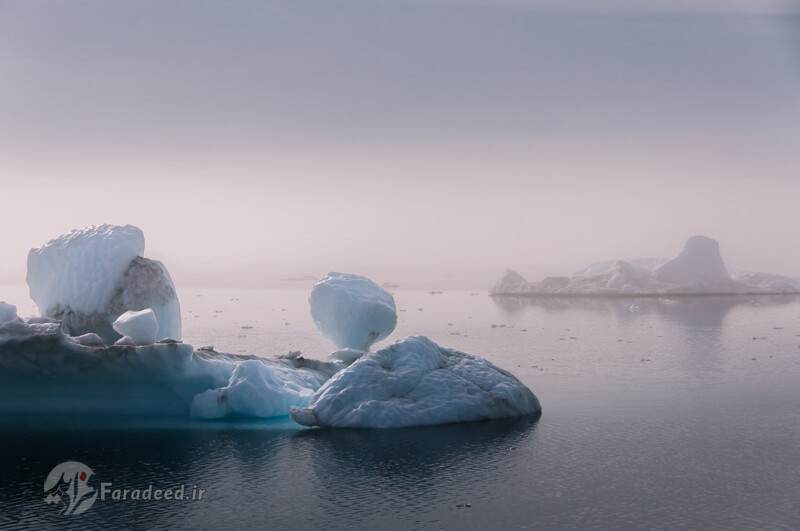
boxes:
[290,336,541,428]
[491,236,800,296]
[112,309,158,346]
[310,272,397,351]
[27,224,181,342]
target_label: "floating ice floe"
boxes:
[492,236,800,296]
[290,336,541,429]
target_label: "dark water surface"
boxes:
[1,289,799,529]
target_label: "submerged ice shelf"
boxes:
[492,236,800,297]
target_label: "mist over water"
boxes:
[1,1,799,289]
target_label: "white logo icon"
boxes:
[43,461,98,515]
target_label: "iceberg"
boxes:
[309,272,397,352]
[26,224,181,342]
[4,246,539,428]
[290,336,541,429]
[491,236,800,297]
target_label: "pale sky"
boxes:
[1,1,799,289]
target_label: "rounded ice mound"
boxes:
[112,309,158,346]
[290,336,541,428]
[310,272,397,351]
[26,224,181,342]
[0,302,18,323]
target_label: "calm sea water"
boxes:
[1,287,799,529]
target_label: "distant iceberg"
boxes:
[492,236,800,296]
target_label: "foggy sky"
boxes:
[1,0,799,289]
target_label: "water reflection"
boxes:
[490,294,799,328]
[290,416,540,524]
[0,414,540,529]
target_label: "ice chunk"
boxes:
[290,336,541,428]
[309,272,397,350]
[114,335,137,346]
[113,309,158,346]
[0,302,18,323]
[26,224,181,342]
[189,360,324,419]
[71,333,105,347]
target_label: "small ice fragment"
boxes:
[112,309,158,346]
[114,335,136,346]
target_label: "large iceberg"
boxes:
[290,336,541,429]
[309,272,397,352]
[491,236,800,297]
[27,225,181,342]
[4,249,538,428]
